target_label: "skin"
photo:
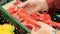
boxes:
[31,21,54,34]
[17,0,48,14]
[56,30,60,34]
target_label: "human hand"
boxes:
[31,21,54,34]
[17,0,48,14]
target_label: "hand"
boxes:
[31,21,54,34]
[17,0,48,14]
[56,30,60,34]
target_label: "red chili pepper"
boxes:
[34,12,46,21]
[13,0,22,5]
[17,8,40,28]
[39,14,46,21]
[49,21,60,28]
[14,1,20,5]
[11,13,17,18]
[25,24,33,30]
[42,18,60,28]
[44,13,51,20]
[36,12,60,28]
[43,14,60,28]
[21,21,33,30]
[7,4,34,29]
[7,6,16,13]
[42,20,51,24]
[31,13,40,21]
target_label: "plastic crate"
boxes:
[0,6,31,34]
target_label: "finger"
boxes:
[17,1,29,8]
[31,25,40,32]
[31,27,36,32]
[32,6,42,14]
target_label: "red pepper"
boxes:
[7,6,17,13]
[35,12,60,28]
[40,19,51,26]
[43,14,60,28]
[39,14,45,21]
[17,8,40,28]
[42,14,60,28]
[48,21,60,28]
[31,12,45,21]
[7,4,34,30]
[25,24,33,30]
[14,0,21,5]
[14,1,20,5]
[31,13,40,21]
[44,13,51,20]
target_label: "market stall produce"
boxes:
[0,0,60,34]
[0,24,15,34]
[0,6,30,34]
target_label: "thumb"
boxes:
[31,27,40,32]
[31,27,40,34]
[17,1,29,8]
[31,28,36,34]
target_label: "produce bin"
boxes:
[0,6,31,34]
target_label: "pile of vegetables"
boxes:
[1,0,59,31]
[0,14,30,34]
[0,24,15,34]
[6,0,60,30]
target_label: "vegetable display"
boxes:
[0,13,30,34]
[6,0,60,30]
[1,0,59,31]
[0,24,15,34]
